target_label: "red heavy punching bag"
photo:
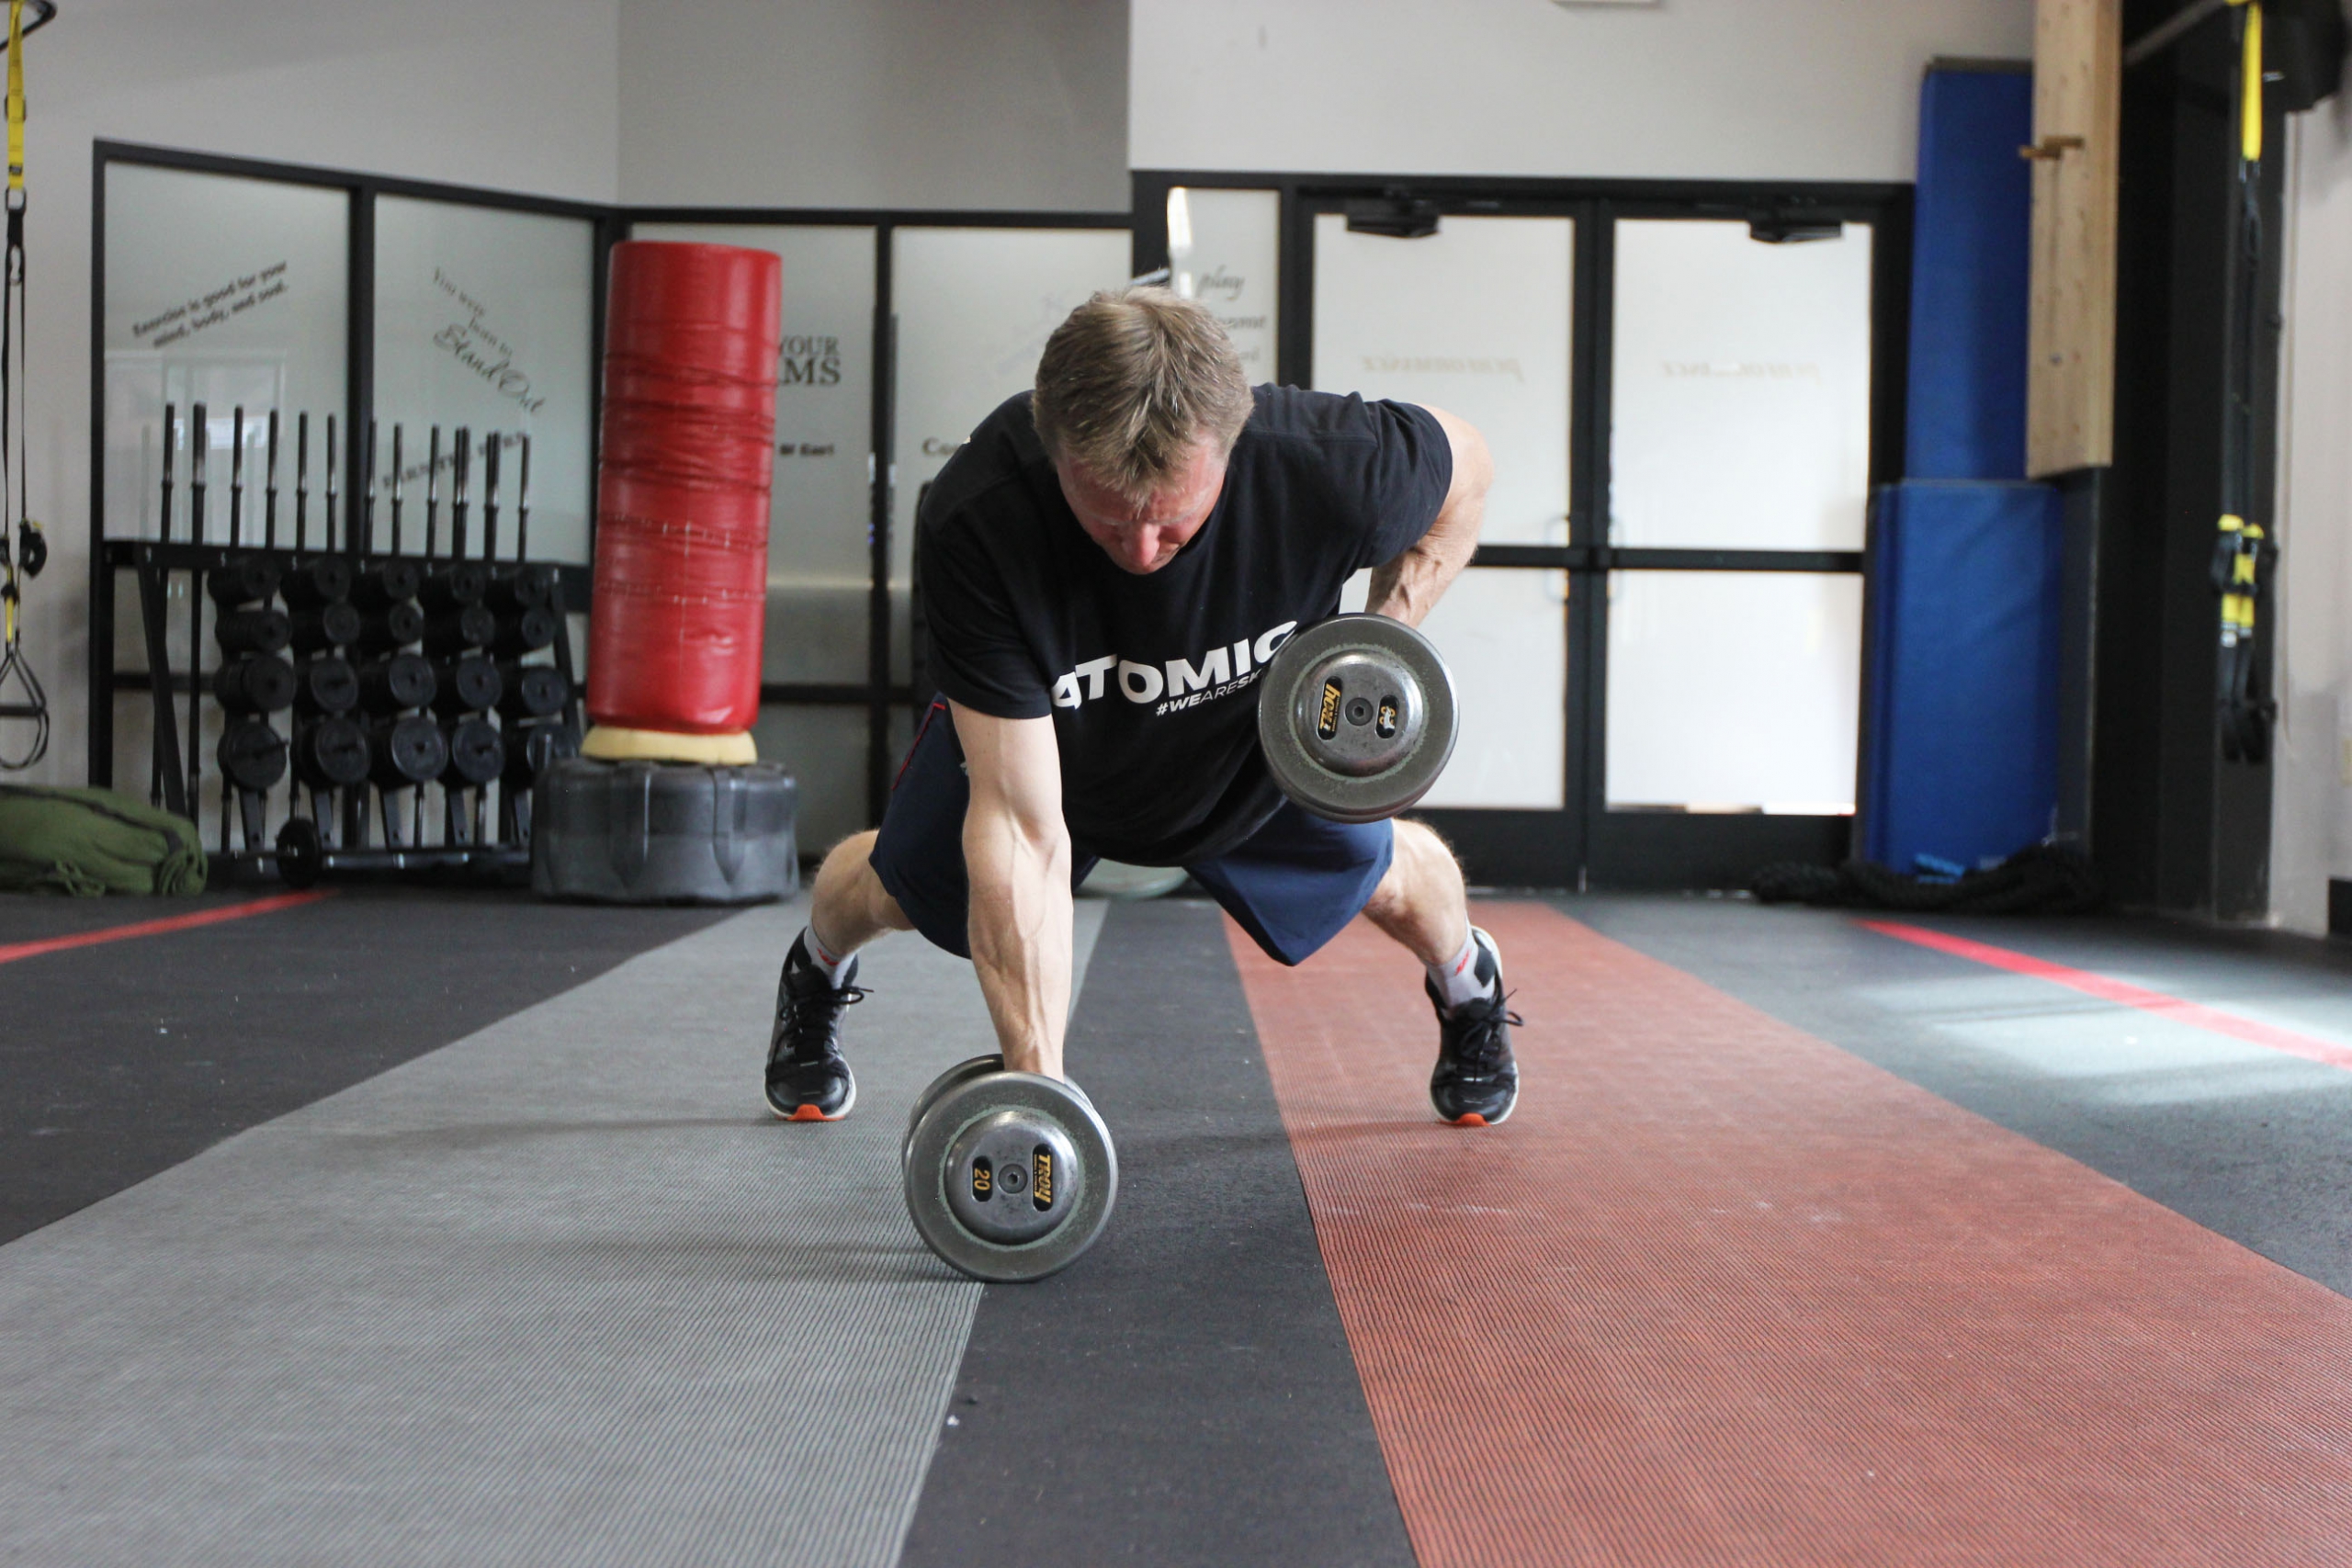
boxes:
[586,242,781,756]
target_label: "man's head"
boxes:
[1033,287,1253,575]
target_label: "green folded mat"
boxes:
[0,785,208,896]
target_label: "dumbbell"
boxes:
[486,563,556,614]
[356,653,436,715]
[293,717,371,792]
[422,604,496,660]
[1255,613,1459,824]
[901,1054,1116,1282]
[441,716,505,789]
[293,655,360,717]
[213,653,296,716]
[431,655,503,718]
[490,605,559,658]
[205,555,282,609]
[368,715,448,791]
[503,718,580,789]
[288,600,362,655]
[419,560,488,613]
[496,661,569,721]
[352,558,424,611]
[216,718,288,794]
[353,601,425,657]
[280,556,354,612]
[214,607,292,658]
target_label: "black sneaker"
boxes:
[766,932,865,1122]
[1427,928,1521,1127]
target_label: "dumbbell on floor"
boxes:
[901,1055,1116,1282]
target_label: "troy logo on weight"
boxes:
[1052,621,1298,713]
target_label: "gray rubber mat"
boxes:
[0,900,1104,1568]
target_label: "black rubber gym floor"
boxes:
[0,886,732,1244]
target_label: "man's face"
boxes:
[1054,440,1227,575]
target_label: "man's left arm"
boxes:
[1363,406,1493,628]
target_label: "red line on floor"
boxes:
[0,889,332,968]
[1231,904,2352,1568]
[1859,918,2352,1071]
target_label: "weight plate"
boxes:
[371,715,448,788]
[421,562,489,612]
[214,653,297,716]
[217,717,288,792]
[435,656,503,716]
[215,607,293,657]
[1256,614,1458,824]
[904,1072,1117,1283]
[443,717,505,785]
[359,653,436,715]
[495,606,559,657]
[295,656,360,716]
[206,555,282,609]
[354,558,424,610]
[903,1055,1004,1171]
[281,556,354,611]
[276,816,324,890]
[295,717,371,790]
[498,662,569,719]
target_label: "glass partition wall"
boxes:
[1134,172,1908,888]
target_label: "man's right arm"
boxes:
[951,701,1073,1080]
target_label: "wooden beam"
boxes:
[2026,0,2123,477]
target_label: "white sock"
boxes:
[800,925,856,988]
[1428,926,1499,1011]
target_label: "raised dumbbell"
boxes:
[206,555,282,609]
[288,600,362,655]
[368,716,448,791]
[214,606,292,658]
[213,653,296,716]
[353,601,425,657]
[356,653,435,716]
[352,558,424,611]
[496,662,569,721]
[1255,613,1458,824]
[293,655,360,717]
[216,717,288,793]
[280,556,354,612]
[431,655,503,718]
[422,604,496,660]
[901,1055,1116,1282]
[293,717,371,792]
[441,716,505,788]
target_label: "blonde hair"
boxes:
[1032,287,1254,497]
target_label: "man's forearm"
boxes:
[964,808,1074,1078]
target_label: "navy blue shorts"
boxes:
[870,700,1394,966]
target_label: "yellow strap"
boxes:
[2220,513,2245,534]
[7,0,25,197]
[2236,0,2263,164]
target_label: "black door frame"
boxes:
[1132,171,1912,888]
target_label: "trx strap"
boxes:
[0,0,42,771]
[2209,0,2273,765]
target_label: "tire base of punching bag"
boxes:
[531,757,798,905]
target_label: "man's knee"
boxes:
[1365,818,1446,916]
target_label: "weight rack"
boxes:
[100,403,589,886]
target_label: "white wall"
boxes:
[2272,105,2352,935]
[1131,0,2032,182]
[616,0,1129,210]
[9,0,619,789]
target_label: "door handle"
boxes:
[2018,135,2086,161]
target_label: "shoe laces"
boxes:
[779,980,867,1059]
[1447,988,1522,1069]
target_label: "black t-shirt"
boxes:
[917,385,1453,865]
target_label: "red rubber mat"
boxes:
[1230,903,2352,1567]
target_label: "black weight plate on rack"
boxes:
[369,716,448,788]
[281,555,354,611]
[293,655,360,717]
[216,717,288,792]
[492,605,559,658]
[275,815,323,890]
[289,600,362,654]
[441,716,506,786]
[354,601,425,656]
[212,653,297,716]
[353,558,424,610]
[496,662,569,720]
[420,561,489,612]
[432,655,503,717]
[213,607,292,657]
[487,563,556,613]
[205,554,282,609]
[357,653,436,715]
[422,604,497,660]
[503,719,580,786]
[294,716,371,790]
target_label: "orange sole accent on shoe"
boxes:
[1450,1113,1489,1128]
[787,1104,832,1122]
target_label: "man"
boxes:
[764,287,1521,1126]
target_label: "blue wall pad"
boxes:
[1864,480,2063,871]
[1906,65,2033,480]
